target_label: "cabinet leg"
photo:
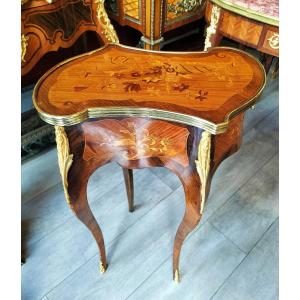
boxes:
[271,57,279,79]
[172,130,212,283]
[71,184,107,273]
[68,163,108,273]
[173,171,202,283]
[263,55,274,74]
[122,168,134,212]
[140,36,164,50]
[55,126,107,273]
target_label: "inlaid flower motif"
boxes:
[162,63,175,73]
[113,72,125,79]
[173,83,189,92]
[123,82,141,92]
[142,77,162,84]
[131,71,142,77]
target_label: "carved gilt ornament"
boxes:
[174,269,180,284]
[195,131,211,214]
[21,34,29,63]
[94,0,119,43]
[204,5,221,50]
[268,33,279,50]
[55,126,73,206]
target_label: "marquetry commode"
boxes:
[204,0,279,72]
[33,43,266,283]
[105,0,207,50]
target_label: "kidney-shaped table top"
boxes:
[33,43,266,134]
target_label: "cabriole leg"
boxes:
[173,130,212,283]
[55,125,107,273]
[173,171,202,284]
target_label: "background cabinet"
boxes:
[106,0,207,49]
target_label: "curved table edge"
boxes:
[32,43,266,135]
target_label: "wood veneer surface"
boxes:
[34,43,265,124]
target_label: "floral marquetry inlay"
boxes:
[34,44,266,127]
[44,46,253,114]
[81,118,190,166]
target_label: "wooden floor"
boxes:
[21,73,278,300]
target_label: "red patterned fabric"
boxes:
[227,0,279,19]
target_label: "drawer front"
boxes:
[259,28,279,57]
[219,10,263,47]
[81,118,191,167]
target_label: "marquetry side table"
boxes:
[204,0,279,73]
[33,43,266,282]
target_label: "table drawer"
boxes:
[219,10,263,48]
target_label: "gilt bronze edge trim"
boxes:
[33,89,265,135]
[33,84,265,135]
[36,107,228,134]
[210,0,279,26]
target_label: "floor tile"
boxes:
[202,109,278,224]
[212,219,279,300]
[127,222,245,300]
[209,154,278,253]
[149,167,181,190]
[22,147,60,204]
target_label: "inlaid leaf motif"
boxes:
[144,66,163,77]
[195,90,208,101]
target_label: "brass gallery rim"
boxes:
[36,106,228,134]
[33,43,266,135]
[35,99,261,134]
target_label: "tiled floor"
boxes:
[21,75,278,300]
